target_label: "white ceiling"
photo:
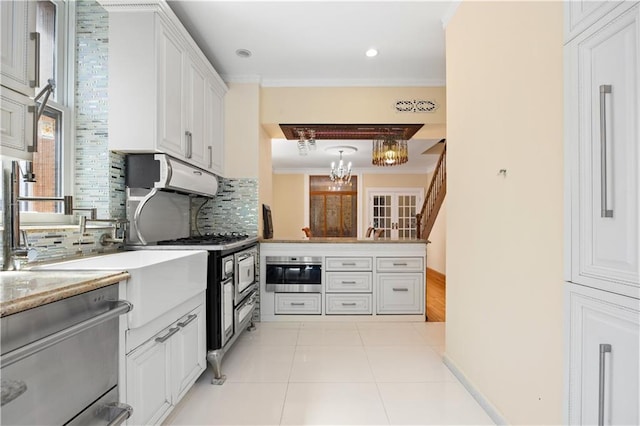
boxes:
[167,1,454,172]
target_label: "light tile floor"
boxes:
[163,321,494,425]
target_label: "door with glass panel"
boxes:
[368,190,422,239]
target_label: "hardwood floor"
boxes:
[426,268,446,322]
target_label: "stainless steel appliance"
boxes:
[0,285,132,425]
[265,256,322,292]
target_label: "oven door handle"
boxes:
[105,403,133,426]
[0,300,132,368]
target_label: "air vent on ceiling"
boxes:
[395,100,439,113]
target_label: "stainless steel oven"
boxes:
[234,246,257,304]
[265,256,322,293]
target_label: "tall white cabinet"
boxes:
[564,2,640,425]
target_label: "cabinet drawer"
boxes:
[275,293,321,315]
[376,257,424,272]
[325,294,372,315]
[326,272,372,292]
[325,257,373,271]
[377,273,424,314]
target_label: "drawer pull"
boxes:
[290,302,305,306]
[598,343,612,426]
[392,287,409,292]
[177,314,197,328]
[341,302,357,306]
[392,262,408,266]
[342,262,356,266]
[341,281,357,284]
[155,327,179,343]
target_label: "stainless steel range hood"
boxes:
[126,154,218,198]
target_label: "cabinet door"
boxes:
[126,332,173,425]
[184,55,208,168]
[564,1,629,42]
[1,0,36,97]
[206,77,225,175]
[172,306,206,402]
[566,283,640,425]
[567,4,639,297]
[376,273,424,314]
[156,21,186,158]
[1,87,34,159]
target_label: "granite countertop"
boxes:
[259,237,428,244]
[0,270,130,317]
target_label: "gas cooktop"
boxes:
[130,233,258,251]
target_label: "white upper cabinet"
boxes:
[1,0,36,97]
[565,2,639,299]
[103,1,227,176]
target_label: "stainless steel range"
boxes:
[125,154,259,385]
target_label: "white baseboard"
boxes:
[443,355,509,425]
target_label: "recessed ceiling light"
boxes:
[236,49,252,58]
[365,48,378,58]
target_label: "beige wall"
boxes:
[258,125,273,238]
[260,86,447,140]
[445,2,563,424]
[224,83,260,178]
[272,174,306,240]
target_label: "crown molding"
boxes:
[258,77,446,88]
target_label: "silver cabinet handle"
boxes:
[392,288,409,292]
[598,343,612,426]
[393,262,408,266]
[342,262,356,266]
[341,281,357,284]
[341,302,357,306]
[177,314,197,328]
[30,32,40,88]
[105,403,133,426]
[185,131,193,158]
[599,85,613,218]
[29,104,38,153]
[1,301,132,368]
[193,170,202,176]
[155,327,179,343]
[208,146,213,168]
[290,302,305,306]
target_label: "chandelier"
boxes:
[372,135,408,166]
[329,150,352,186]
[296,129,316,156]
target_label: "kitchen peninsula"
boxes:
[259,239,427,321]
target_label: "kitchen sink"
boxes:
[33,250,208,328]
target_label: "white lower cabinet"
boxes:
[566,283,640,425]
[326,294,372,315]
[126,332,173,425]
[376,273,423,314]
[275,293,321,314]
[126,303,205,425]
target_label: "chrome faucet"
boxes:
[79,216,129,246]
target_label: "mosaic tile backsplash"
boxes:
[193,178,259,236]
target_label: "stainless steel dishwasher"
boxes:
[1,284,133,425]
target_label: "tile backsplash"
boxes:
[193,178,259,236]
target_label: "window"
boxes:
[21,0,73,220]
[309,176,358,237]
